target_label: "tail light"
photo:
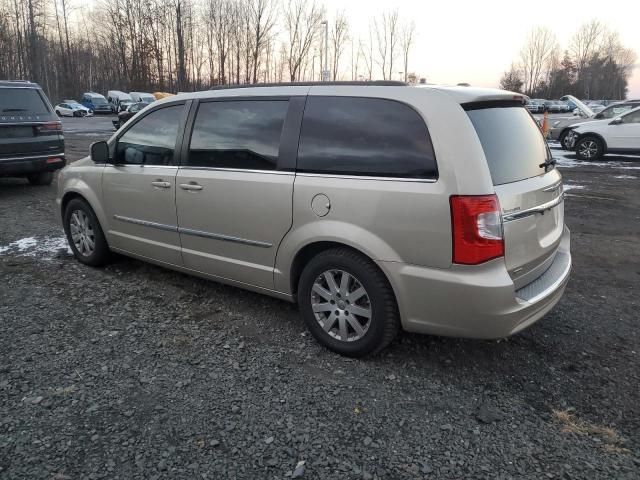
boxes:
[450,194,504,265]
[35,122,62,135]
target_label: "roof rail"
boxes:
[208,81,407,91]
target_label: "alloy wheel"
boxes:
[69,209,96,257]
[578,140,598,159]
[310,269,372,342]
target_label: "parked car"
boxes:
[112,102,146,129]
[63,100,93,116]
[81,92,112,114]
[567,106,640,160]
[117,99,134,113]
[57,83,571,357]
[129,92,156,104]
[550,96,640,148]
[55,101,92,117]
[107,90,133,113]
[525,100,541,114]
[528,99,546,113]
[0,80,65,185]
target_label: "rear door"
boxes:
[175,97,302,289]
[466,103,565,288]
[0,87,62,159]
[102,102,188,265]
[610,109,640,149]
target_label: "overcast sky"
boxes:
[326,0,640,97]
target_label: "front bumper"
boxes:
[379,225,571,339]
[0,154,66,176]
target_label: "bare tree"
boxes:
[330,10,348,81]
[373,10,399,80]
[285,0,323,82]
[520,27,557,95]
[570,20,606,73]
[400,20,414,82]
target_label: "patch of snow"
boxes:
[614,175,637,179]
[0,235,71,259]
[553,153,640,170]
[563,184,585,192]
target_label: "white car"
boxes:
[55,101,93,117]
[567,106,640,160]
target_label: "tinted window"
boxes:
[0,88,49,115]
[116,105,183,166]
[187,100,288,170]
[297,97,437,178]
[600,104,635,119]
[622,110,640,124]
[467,106,550,185]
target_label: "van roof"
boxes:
[165,82,524,106]
[85,92,106,98]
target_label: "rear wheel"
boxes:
[575,136,604,161]
[63,198,111,267]
[27,171,54,186]
[298,248,399,357]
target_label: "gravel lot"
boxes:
[1,118,639,479]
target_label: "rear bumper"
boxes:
[380,225,571,339]
[0,154,66,176]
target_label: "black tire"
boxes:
[73,110,80,117]
[559,130,571,150]
[63,197,111,267]
[298,248,399,357]
[575,136,604,161]
[27,171,54,186]
[55,109,61,117]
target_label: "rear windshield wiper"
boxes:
[2,108,28,112]
[539,158,556,170]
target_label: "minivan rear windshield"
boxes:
[466,105,550,185]
[0,88,49,115]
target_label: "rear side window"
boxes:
[297,97,437,178]
[466,106,550,185]
[187,100,288,171]
[0,88,49,115]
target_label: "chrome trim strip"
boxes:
[0,153,65,162]
[112,215,271,247]
[295,172,437,183]
[542,181,562,192]
[109,164,180,169]
[178,166,294,175]
[502,194,564,222]
[113,215,177,232]
[178,227,272,248]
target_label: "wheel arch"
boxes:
[60,187,109,234]
[576,132,608,152]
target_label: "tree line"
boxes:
[0,0,417,102]
[499,20,637,100]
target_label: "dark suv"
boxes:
[0,81,65,185]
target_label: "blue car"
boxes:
[80,92,112,114]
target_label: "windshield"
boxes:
[0,88,49,114]
[467,106,550,185]
[599,104,637,119]
[91,97,107,105]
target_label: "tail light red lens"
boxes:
[35,122,62,135]
[450,194,504,265]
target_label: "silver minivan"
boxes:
[57,82,571,356]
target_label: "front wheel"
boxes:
[63,198,111,267]
[27,171,54,186]
[298,248,399,357]
[575,136,604,161]
[559,130,572,150]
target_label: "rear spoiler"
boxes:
[462,98,527,111]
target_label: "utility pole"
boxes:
[321,20,329,82]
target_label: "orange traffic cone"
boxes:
[542,110,549,138]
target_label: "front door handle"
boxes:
[179,183,204,191]
[151,180,171,188]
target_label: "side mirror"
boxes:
[609,118,623,126]
[90,141,110,164]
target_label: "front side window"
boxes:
[115,105,183,166]
[297,96,437,178]
[187,100,288,170]
[601,104,635,119]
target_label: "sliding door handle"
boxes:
[179,183,204,191]
[151,181,171,188]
